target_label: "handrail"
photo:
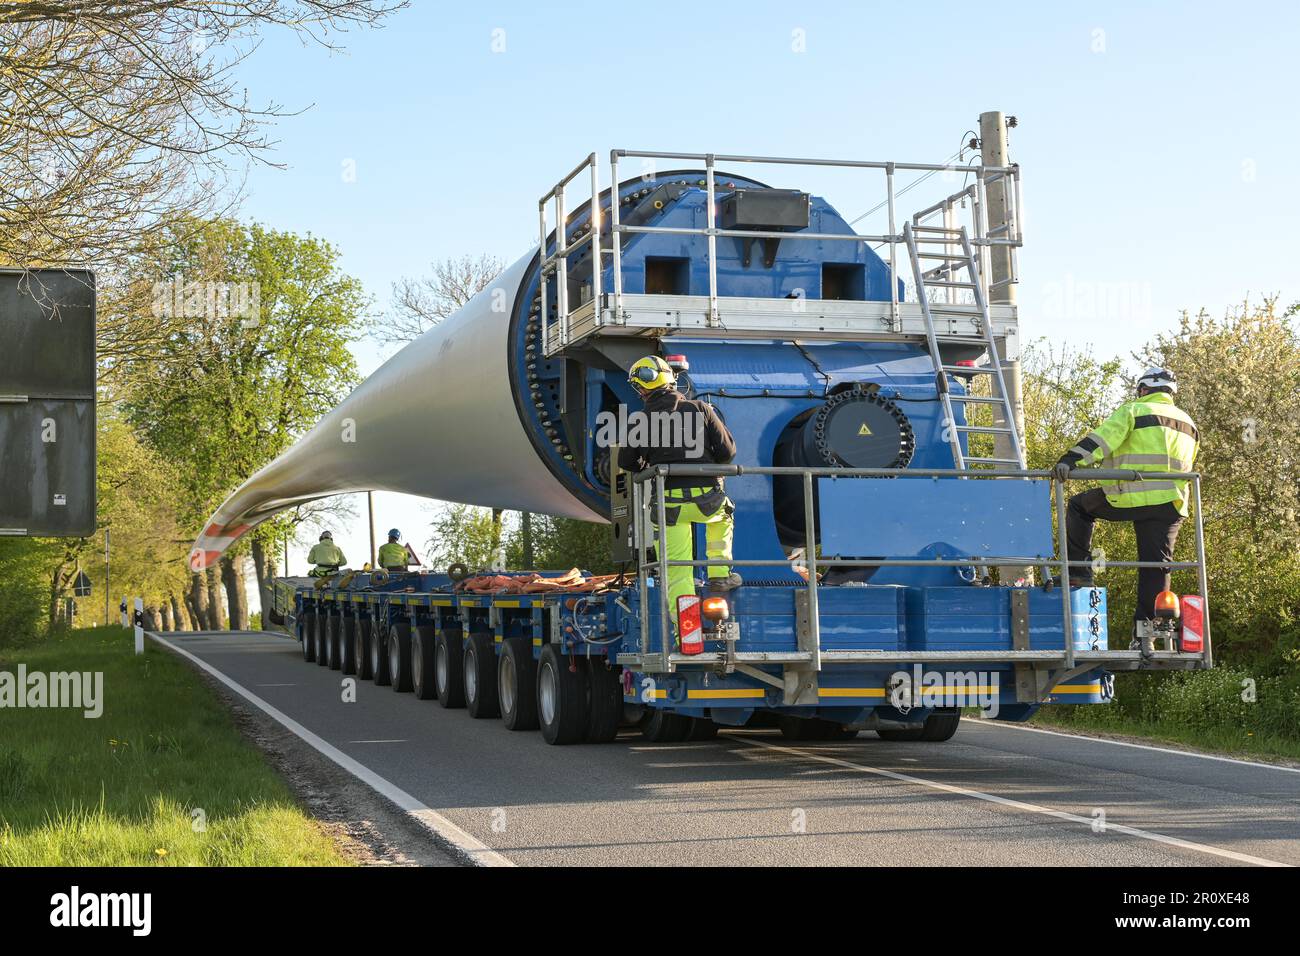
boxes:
[627,464,1210,673]
[537,148,1024,355]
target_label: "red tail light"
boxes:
[1180,595,1205,653]
[677,595,703,655]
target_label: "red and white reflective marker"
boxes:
[677,594,703,655]
[1180,594,1205,654]
[133,597,144,655]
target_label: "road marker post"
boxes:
[133,597,144,655]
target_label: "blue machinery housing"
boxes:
[281,150,1210,744]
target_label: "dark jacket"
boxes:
[617,389,736,490]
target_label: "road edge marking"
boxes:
[732,735,1291,867]
[149,632,514,868]
[960,717,1300,774]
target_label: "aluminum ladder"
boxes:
[903,221,1026,471]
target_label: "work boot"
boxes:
[708,572,743,593]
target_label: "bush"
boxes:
[1146,667,1255,731]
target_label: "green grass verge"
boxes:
[0,625,347,866]
[1032,666,1300,764]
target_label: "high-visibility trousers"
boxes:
[653,486,734,635]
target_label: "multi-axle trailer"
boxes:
[242,140,1210,745]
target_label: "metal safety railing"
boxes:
[627,464,1210,674]
[537,149,1024,356]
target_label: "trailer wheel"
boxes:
[640,708,691,743]
[370,616,391,686]
[301,612,316,662]
[339,616,357,674]
[919,707,961,741]
[434,628,465,708]
[411,624,438,700]
[327,614,342,670]
[389,621,413,692]
[464,633,501,718]
[499,637,538,731]
[537,645,588,745]
[355,617,373,680]
[584,658,622,743]
[315,613,330,667]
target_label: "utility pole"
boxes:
[284,532,290,576]
[978,110,1025,455]
[367,491,377,568]
[980,110,1031,585]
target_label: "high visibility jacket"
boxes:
[377,541,408,569]
[307,541,346,569]
[1064,392,1199,514]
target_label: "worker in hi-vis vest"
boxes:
[1054,367,1199,636]
[617,355,740,639]
[377,528,412,573]
[306,531,346,578]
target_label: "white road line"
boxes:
[149,632,513,868]
[732,735,1291,868]
[962,718,1300,774]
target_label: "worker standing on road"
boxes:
[377,529,412,573]
[618,355,740,639]
[1054,367,1199,636]
[306,531,346,578]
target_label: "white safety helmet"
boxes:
[1137,366,1177,394]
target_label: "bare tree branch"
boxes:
[380,253,505,345]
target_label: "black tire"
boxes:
[411,624,438,700]
[434,627,465,708]
[919,707,961,741]
[370,615,391,686]
[315,613,330,667]
[326,615,342,670]
[686,717,720,741]
[464,632,501,718]
[389,621,413,692]
[339,616,357,674]
[355,617,372,680]
[640,708,692,743]
[267,607,286,627]
[300,611,317,662]
[779,716,858,741]
[498,637,538,731]
[537,645,588,745]
[584,658,622,743]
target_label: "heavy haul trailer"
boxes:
[261,146,1213,745]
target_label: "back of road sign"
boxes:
[0,268,97,536]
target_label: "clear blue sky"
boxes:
[229,1,1299,586]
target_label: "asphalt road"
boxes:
[155,630,1300,867]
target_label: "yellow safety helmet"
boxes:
[628,355,675,391]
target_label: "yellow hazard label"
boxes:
[858,423,873,436]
